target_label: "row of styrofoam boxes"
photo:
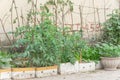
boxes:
[0,62,102,80]
[0,66,58,80]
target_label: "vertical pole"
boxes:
[79,5,83,63]
[119,0,120,10]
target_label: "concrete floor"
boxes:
[25,70,120,80]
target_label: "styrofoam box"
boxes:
[36,66,58,78]
[95,61,103,69]
[0,69,11,80]
[58,61,79,74]
[78,62,95,72]
[36,69,57,78]
[11,68,35,80]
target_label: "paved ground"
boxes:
[25,70,120,80]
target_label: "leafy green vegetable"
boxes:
[102,10,120,45]
[96,43,120,57]
[0,51,12,68]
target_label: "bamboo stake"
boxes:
[79,5,83,63]
[20,10,24,26]
[92,0,96,41]
[13,0,20,27]
[79,5,83,37]
[0,37,1,48]
[96,8,101,40]
[62,4,65,29]
[70,12,73,31]
[55,0,58,26]
[0,19,12,45]
[10,0,14,43]
[104,0,106,21]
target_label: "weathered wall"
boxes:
[0,0,119,45]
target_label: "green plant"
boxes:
[12,0,85,66]
[96,43,120,57]
[11,53,29,68]
[13,13,63,67]
[10,0,68,67]
[82,45,100,62]
[0,51,12,68]
[102,10,120,45]
[61,29,86,64]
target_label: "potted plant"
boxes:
[102,9,120,69]
[11,9,61,78]
[117,47,120,69]
[30,17,61,77]
[0,51,12,80]
[79,45,100,71]
[97,43,120,70]
[58,30,86,74]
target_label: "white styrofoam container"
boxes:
[0,69,11,80]
[36,66,58,78]
[11,68,35,80]
[58,61,79,74]
[78,62,95,72]
[95,61,103,69]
